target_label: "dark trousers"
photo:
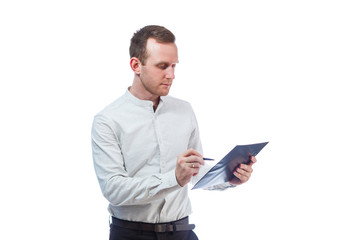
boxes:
[109,221,199,240]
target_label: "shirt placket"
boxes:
[153,106,169,222]
[153,112,166,174]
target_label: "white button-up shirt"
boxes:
[92,89,230,223]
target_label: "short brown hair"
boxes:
[129,25,176,64]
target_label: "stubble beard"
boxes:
[140,75,170,97]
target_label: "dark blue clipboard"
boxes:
[192,142,269,190]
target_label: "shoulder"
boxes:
[93,95,128,124]
[161,95,197,121]
[162,95,192,109]
[102,95,128,114]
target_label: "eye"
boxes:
[157,63,169,70]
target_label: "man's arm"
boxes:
[91,115,181,207]
[92,114,206,206]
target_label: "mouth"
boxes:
[161,83,171,88]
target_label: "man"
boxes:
[91,25,256,240]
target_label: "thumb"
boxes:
[248,156,257,166]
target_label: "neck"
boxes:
[129,77,160,110]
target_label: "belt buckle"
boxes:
[154,224,167,233]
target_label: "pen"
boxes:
[203,158,214,161]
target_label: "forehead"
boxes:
[145,38,178,64]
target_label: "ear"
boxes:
[130,57,142,74]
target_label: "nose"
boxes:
[165,66,175,80]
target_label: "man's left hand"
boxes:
[229,156,257,185]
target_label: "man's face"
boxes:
[139,38,178,97]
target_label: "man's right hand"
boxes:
[175,149,204,187]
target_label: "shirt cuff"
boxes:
[162,169,182,189]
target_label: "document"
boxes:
[192,142,269,190]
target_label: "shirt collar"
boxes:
[125,88,165,109]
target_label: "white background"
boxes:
[1,0,359,239]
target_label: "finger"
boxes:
[192,168,200,176]
[188,163,200,176]
[188,162,201,169]
[248,156,257,166]
[235,167,251,178]
[180,148,203,158]
[239,164,253,173]
[185,155,205,165]
[233,171,249,182]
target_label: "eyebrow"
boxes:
[156,61,179,65]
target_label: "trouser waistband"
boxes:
[111,216,195,233]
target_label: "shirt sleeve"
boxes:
[91,114,181,207]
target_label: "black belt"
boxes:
[111,216,195,233]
